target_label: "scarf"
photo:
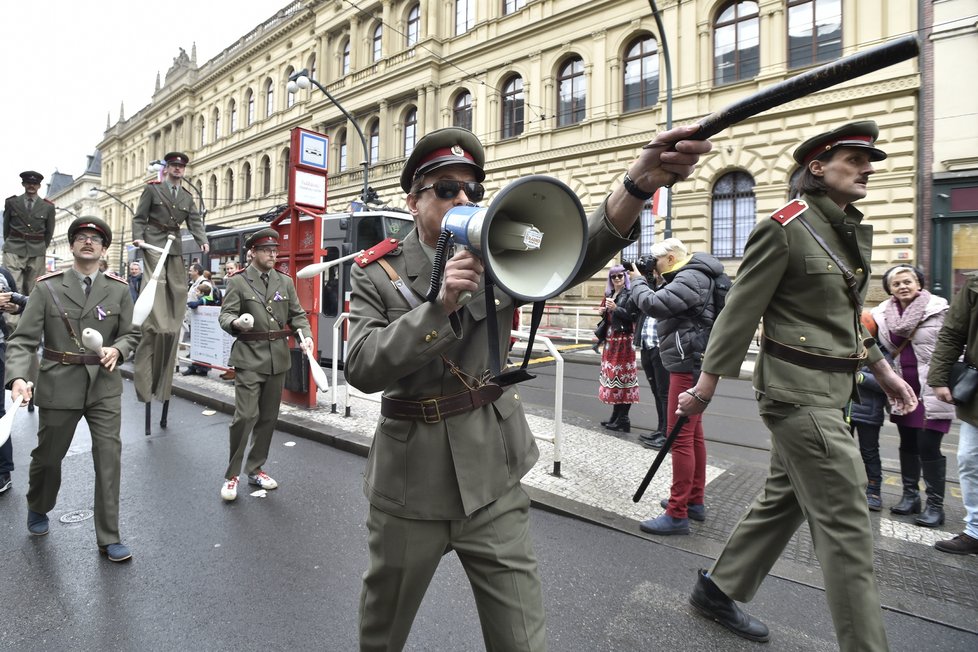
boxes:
[884,289,931,338]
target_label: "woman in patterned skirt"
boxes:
[598,264,640,432]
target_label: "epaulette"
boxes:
[105,271,128,284]
[770,199,808,227]
[228,268,248,277]
[6,195,16,201]
[148,179,161,185]
[43,198,54,205]
[36,270,64,282]
[355,238,401,268]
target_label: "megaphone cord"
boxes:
[425,230,453,302]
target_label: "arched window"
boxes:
[265,78,275,117]
[212,107,221,141]
[338,130,348,171]
[282,148,291,193]
[208,175,218,206]
[198,117,206,147]
[557,57,586,127]
[711,171,756,258]
[714,1,759,85]
[243,162,252,200]
[341,39,351,76]
[226,169,235,204]
[286,66,296,108]
[368,121,380,164]
[229,99,238,133]
[307,53,317,82]
[788,0,842,69]
[456,0,474,35]
[623,35,659,112]
[403,108,418,156]
[372,25,383,63]
[246,90,255,126]
[453,91,473,131]
[261,155,271,195]
[406,4,420,46]
[501,75,524,139]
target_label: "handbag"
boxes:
[594,317,609,341]
[949,360,978,405]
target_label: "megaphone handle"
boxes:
[425,230,453,303]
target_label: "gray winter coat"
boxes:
[629,252,725,373]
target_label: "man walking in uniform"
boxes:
[7,217,139,562]
[678,121,917,650]
[217,228,311,501]
[0,265,27,495]
[3,170,56,296]
[131,152,209,405]
[345,125,711,651]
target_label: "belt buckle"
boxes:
[420,398,441,424]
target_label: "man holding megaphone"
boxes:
[346,125,711,651]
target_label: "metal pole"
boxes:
[92,187,135,272]
[648,0,674,238]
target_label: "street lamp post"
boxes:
[287,68,370,209]
[90,186,135,272]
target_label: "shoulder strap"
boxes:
[376,258,421,309]
[43,280,84,352]
[795,215,863,311]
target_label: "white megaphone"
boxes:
[436,175,588,304]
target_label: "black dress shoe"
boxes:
[641,433,667,449]
[690,569,770,642]
[181,369,196,376]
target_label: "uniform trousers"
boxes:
[225,368,286,479]
[134,250,188,402]
[359,483,546,652]
[27,400,123,546]
[709,397,888,652]
[2,251,43,295]
[665,372,706,518]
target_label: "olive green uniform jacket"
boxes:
[218,266,310,373]
[3,193,55,257]
[346,198,637,520]
[928,274,978,426]
[132,182,207,256]
[702,193,883,405]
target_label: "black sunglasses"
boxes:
[610,273,625,280]
[417,179,485,202]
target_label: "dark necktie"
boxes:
[171,186,178,201]
[26,198,34,212]
[261,272,269,288]
[84,276,92,297]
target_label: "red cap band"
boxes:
[802,135,875,165]
[414,146,475,175]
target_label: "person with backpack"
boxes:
[627,237,725,535]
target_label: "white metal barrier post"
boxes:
[512,330,563,477]
[332,312,351,416]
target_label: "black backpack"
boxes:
[694,271,732,323]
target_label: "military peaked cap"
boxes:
[793,121,887,166]
[245,228,280,249]
[20,170,43,184]
[400,127,485,192]
[68,216,112,247]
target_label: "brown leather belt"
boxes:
[148,217,181,233]
[10,228,45,241]
[43,348,102,365]
[236,329,291,342]
[762,336,867,373]
[381,384,504,423]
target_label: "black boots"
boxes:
[689,570,770,642]
[604,404,631,433]
[601,405,623,427]
[890,452,921,515]
[915,457,946,528]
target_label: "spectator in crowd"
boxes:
[629,237,724,535]
[127,261,142,303]
[98,259,109,273]
[632,266,669,449]
[188,263,205,294]
[182,282,219,377]
[598,265,640,433]
[928,274,978,554]
[850,364,887,511]
[224,260,239,278]
[0,265,27,496]
[871,265,952,526]
[202,269,222,303]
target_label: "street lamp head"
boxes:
[89,187,101,198]
[296,75,311,90]
[147,160,165,174]
[286,80,299,94]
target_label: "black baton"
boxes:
[632,415,689,503]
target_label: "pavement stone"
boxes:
[144,360,978,636]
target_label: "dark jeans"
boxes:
[640,345,670,434]
[0,342,11,474]
[897,424,944,461]
[850,421,881,484]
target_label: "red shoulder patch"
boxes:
[36,270,64,282]
[355,238,401,268]
[43,198,54,205]
[228,268,248,277]
[770,199,808,226]
[105,271,128,284]
[148,180,161,185]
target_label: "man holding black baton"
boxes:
[677,121,917,650]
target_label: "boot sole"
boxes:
[689,597,770,643]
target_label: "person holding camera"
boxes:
[598,265,640,432]
[628,238,725,535]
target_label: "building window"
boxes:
[714,1,759,85]
[406,4,420,46]
[286,67,296,108]
[229,99,238,133]
[243,162,252,200]
[212,108,221,141]
[557,57,586,127]
[620,200,656,262]
[372,25,383,63]
[265,78,275,117]
[342,39,350,76]
[787,0,842,69]
[339,131,348,171]
[456,0,474,36]
[261,155,271,195]
[198,117,206,147]
[246,90,255,126]
[501,75,524,139]
[208,175,218,206]
[369,121,379,164]
[307,54,317,82]
[453,91,473,131]
[623,35,659,112]
[711,171,756,258]
[404,108,417,156]
[504,0,526,15]
[226,169,235,204]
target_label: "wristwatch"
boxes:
[623,173,655,200]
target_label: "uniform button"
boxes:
[826,264,833,271]
[514,394,520,400]
[799,336,807,342]
[856,268,864,274]
[430,330,438,338]
[424,335,432,343]
[494,299,500,306]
